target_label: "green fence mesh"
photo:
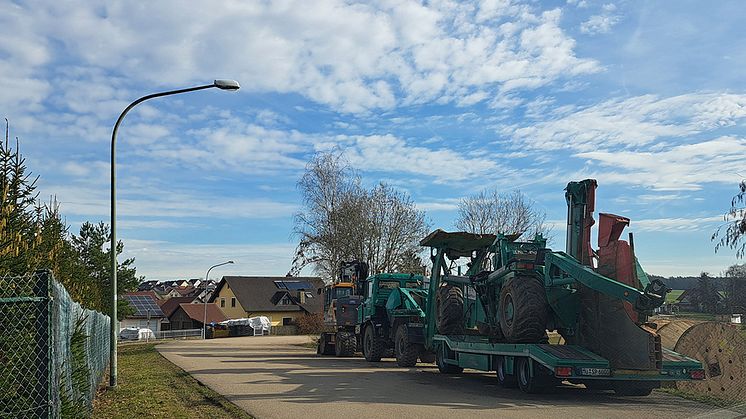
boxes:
[0,271,110,418]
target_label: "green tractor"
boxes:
[357,272,432,366]
[419,179,703,395]
[317,261,432,366]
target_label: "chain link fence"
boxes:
[0,270,110,418]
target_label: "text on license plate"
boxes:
[580,368,610,376]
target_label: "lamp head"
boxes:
[213,79,240,91]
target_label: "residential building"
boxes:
[120,293,168,332]
[209,276,323,326]
[169,303,227,330]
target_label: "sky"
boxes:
[2,0,744,281]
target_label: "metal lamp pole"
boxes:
[202,260,234,339]
[110,80,240,387]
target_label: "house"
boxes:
[168,303,227,330]
[165,286,199,299]
[209,276,323,326]
[675,289,726,312]
[137,280,159,291]
[120,293,168,333]
[159,296,200,316]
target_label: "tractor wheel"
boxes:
[363,325,385,362]
[612,381,656,396]
[435,343,463,374]
[318,333,335,355]
[437,285,465,335]
[394,324,419,367]
[335,331,356,357]
[496,356,517,388]
[419,351,436,364]
[498,276,548,343]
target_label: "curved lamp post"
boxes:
[110,80,240,387]
[202,260,234,339]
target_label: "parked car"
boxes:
[119,327,155,341]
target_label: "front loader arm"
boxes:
[545,251,667,312]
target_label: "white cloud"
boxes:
[504,93,746,152]
[577,136,746,190]
[320,134,500,182]
[120,240,300,280]
[3,0,598,115]
[630,215,722,232]
[41,183,298,220]
[580,4,621,35]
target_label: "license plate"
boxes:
[580,367,610,376]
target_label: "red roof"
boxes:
[158,297,196,317]
[176,303,227,324]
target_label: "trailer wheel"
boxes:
[612,381,657,396]
[335,331,356,357]
[363,325,385,362]
[496,356,517,388]
[395,324,419,367]
[435,343,463,374]
[516,358,545,394]
[437,285,465,335]
[499,277,548,343]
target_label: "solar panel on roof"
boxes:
[124,295,165,317]
[285,281,312,290]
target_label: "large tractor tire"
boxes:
[363,325,386,362]
[317,333,335,355]
[498,276,548,343]
[437,285,465,335]
[394,324,419,367]
[419,351,436,364]
[335,331,356,357]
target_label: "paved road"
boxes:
[158,336,738,419]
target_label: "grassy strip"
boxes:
[93,343,252,419]
[659,387,745,411]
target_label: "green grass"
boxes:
[659,387,746,411]
[93,344,252,419]
[674,311,718,321]
[666,289,684,304]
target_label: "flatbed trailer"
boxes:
[433,335,705,395]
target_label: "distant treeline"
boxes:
[649,275,728,291]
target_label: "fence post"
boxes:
[34,270,51,419]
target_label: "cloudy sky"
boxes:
[3,0,744,280]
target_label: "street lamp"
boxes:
[109,80,239,387]
[202,260,235,339]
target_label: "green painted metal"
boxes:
[544,251,662,312]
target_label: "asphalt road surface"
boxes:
[158,335,740,419]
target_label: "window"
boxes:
[280,295,293,305]
[231,297,236,308]
[282,317,293,326]
[220,298,225,308]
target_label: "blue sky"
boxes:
[2,0,744,280]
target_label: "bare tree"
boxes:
[455,189,549,240]
[291,152,428,281]
[713,179,746,258]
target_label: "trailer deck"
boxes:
[435,335,704,384]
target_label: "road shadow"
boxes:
[167,346,718,415]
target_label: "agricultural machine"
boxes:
[317,261,431,366]
[422,179,705,395]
